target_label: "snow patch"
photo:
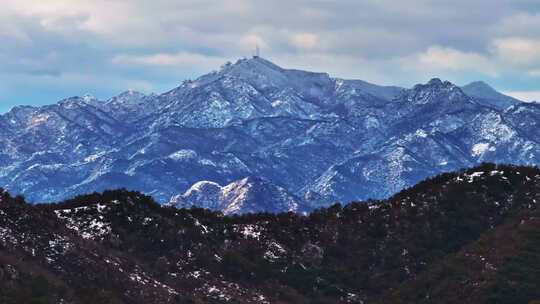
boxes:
[168,149,198,161]
[472,143,495,157]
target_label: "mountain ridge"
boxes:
[1,57,540,214]
[0,163,539,303]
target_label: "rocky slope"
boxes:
[1,56,539,213]
[0,163,539,303]
[169,177,306,214]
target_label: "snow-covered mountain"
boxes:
[169,176,305,214]
[1,56,539,213]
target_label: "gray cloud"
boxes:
[1,0,540,110]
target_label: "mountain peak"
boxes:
[425,78,456,88]
[464,80,491,88]
[122,89,144,96]
[180,56,287,91]
[427,78,443,86]
[233,56,282,68]
[403,78,466,105]
[82,94,97,102]
[106,90,147,105]
[462,81,500,95]
[170,176,304,214]
[461,80,520,109]
[219,56,285,79]
[57,95,98,108]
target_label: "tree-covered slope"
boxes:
[0,163,539,303]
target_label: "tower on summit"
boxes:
[253,44,260,58]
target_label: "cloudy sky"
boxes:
[1,0,540,112]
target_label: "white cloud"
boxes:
[112,52,225,68]
[401,46,497,76]
[239,34,268,53]
[0,0,539,108]
[289,33,319,49]
[503,91,540,102]
[497,13,540,37]
[492,38,540,67]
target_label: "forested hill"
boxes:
[0,163,539,303]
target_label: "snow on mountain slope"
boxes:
[304,80,540,205]
[0,56,538,213]
[169,176,304,214]
[101,90,160,122]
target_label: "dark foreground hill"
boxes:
[0,163,539,303]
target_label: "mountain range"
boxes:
[0,163,538,303]
[1,56,540,213]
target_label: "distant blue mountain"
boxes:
[0,57,538,213]
[461,81,520,110]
